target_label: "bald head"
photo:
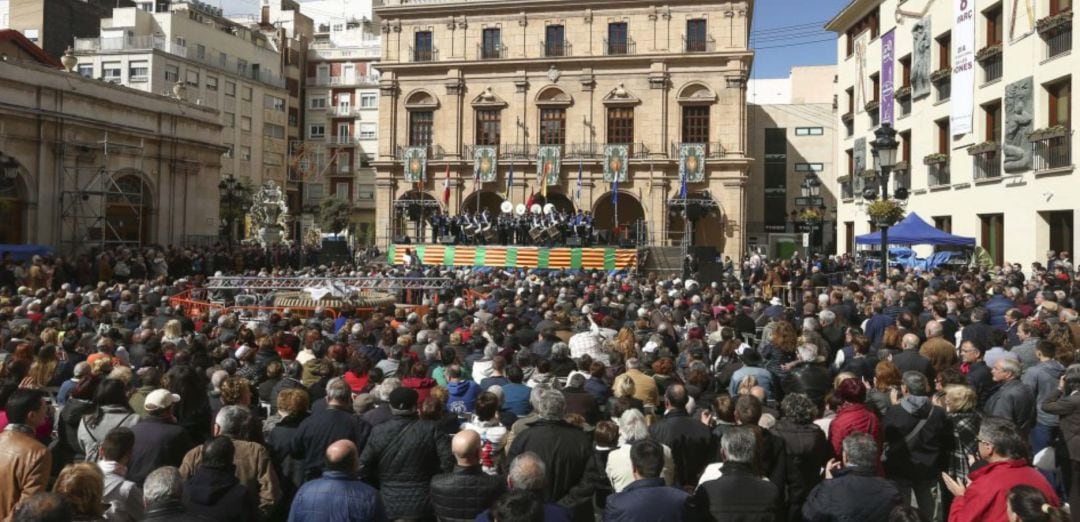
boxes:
[452,430,481,466]
[325,440,358,473]
[902,333,921,350]
[925,320,943,338]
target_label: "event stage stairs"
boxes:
[387,244,637,271]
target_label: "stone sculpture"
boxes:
[1003,77,1034,173]
[911,18,932,99]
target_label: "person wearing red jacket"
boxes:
[828,377,882,459]
[943,417,1060,522]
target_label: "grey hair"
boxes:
[617,408,650,443]
[902,371,930,397]
[536,389,566,420]
[528,385,546,408]
[796,344,817,363]
[842,432,879,468]
[926,320,944,337]
[625,358,641,370]
[721,426,757,464]
[143,466,184,505]
[818,310,836,325]
[567,373,586,389]
[978,417,1026,459]
[214,405,251,437]
[377,378,402,401]
[997,358,1021,378]
[508,452,546,492]
[802,317,819,332]
[552,342,570,357]
[326,377,352,403]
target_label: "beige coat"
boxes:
[179,437,280,518]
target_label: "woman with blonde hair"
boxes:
[54,462,107,521]
[161,319,184,346]
[613,327,637,361]
[23,344,60,389]
[611,374,644,413]
[941,384,981,514]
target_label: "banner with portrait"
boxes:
[679,143,706,183]
[537,146,561,186]
[403,147,427,182]
[473,146,497,182]
[603,145,628,182]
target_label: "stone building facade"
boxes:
[0,59,225,249]
[372,0,753,258]
[828,0,1078,268]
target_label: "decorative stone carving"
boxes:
[911,17,932,99]
[446,17,456,29]
[584,9,593,23]
[250,181,289,247]
[518,12,528,27]
[661,7,671,20]
[514,78,530,93]
[853,138,867,184]
[458,17,468,30]
[1003,76,1034,173]
[648,6,658,21]
[547,65,561,83]
[725,74,746,88]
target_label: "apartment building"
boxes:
[72,1,290,190]
[0,0,134,60]
[746,65,838,257]
[300,19,381,243]
[372,0,753,257]
[828,0,1076,267]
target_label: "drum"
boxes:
[529,227,546,242]
[544,225,561,241]
[482,225,497,242]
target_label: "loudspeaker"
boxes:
[692,246,720,263]
[393,235,411,244]
[440,235,456,244]
[565,237,582,247]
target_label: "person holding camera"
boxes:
[1040,366,1080,522]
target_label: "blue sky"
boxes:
[750,0,852,78]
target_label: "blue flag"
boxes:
[679,168,688,199]
[576,159,583,204]
[611,177,619,205]
[505,162,514,198]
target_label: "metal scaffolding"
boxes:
[205,275,455,291]
[59,133,148,253]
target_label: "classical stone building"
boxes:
[372,0,753,258]
[828,0,1077,268]
[0,58,225,248]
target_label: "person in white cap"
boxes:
[128,389,195,486]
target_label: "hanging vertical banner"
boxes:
[679,143,706,183]
[603,145,628,182]
[473,146,497,182]
[880,29,895,126]
[952,0,976,135]
[537,146,561,186]
[403,147,427,182]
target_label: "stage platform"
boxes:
[387,244,638,271]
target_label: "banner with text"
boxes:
[951,0,976,134]
[881,30,895,126]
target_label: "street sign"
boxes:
[795,196,824,207]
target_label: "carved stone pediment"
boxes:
[471,87,508,108]
[601,83,641,106]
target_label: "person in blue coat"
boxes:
[288,440,386,522]
[603,439,691,522]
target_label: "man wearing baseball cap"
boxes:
[128,389,195,486]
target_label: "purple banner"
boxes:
[881,30,895,126]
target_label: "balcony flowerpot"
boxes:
[1037,10,1073,36]
[1028,126,1069,141]
[892,161,910,172]
[968,141,999,155]
[799,208,824,223]
[864,100,881,113]
[895,86,912,99]
[930,68,951,83]
[975,44,1003,62]
[841,112,855,123]
[923,153,949,166]
[866,199,905,227]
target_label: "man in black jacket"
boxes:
[182,437,257,522]
[359,387,453,520]
[506,388,592,517]
[290,378,372,480]
[882,371,948,522]
[892,333,936,383]
[648,384,715,489]
[693,426,779,521]
[802,432,901,521]
[129,389,196,486]
[781,345,831,410]
[430,430,506,522]
[958,340,994,407]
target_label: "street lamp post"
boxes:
[866,123,905,283]
[218,174,241,247]
[795,172,825,259]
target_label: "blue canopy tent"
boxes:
[855,212,976,246]
[855,213,975,270]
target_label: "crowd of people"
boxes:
[1,246,1079,522]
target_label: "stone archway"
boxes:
[592,191,645,245]
[393,190,440,242]
[461,190,505,216]
[0,169,27,245]
[667,191,725,249]
[105,173,153,245]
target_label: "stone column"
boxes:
[725,73,748,156]
[444,70,464,159]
